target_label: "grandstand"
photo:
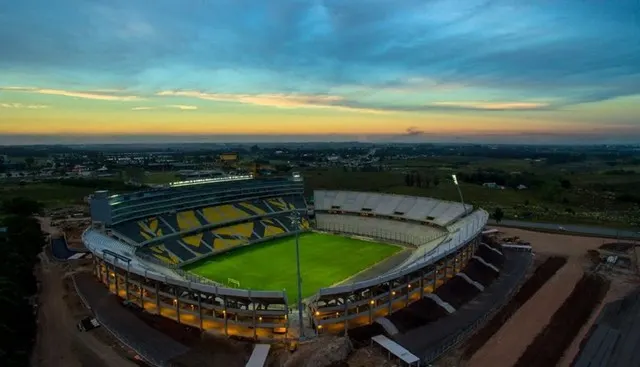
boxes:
[83,173,492,345]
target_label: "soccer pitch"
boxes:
[184,232,402,302]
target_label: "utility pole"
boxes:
[289,210,305,340]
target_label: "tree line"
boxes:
[0,197,46,366]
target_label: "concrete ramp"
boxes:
[472,255,500,273]
[456,272,485,291]
[375,317,400,336]
[424,293,456,314]
[246,344,270,367]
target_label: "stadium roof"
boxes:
[573,288,640,367]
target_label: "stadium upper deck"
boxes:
[314,190,472,227]
[91,174,304,226]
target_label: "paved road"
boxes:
[487,219,640,240]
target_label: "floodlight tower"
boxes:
[452,174,468,216]
[289,210,305,340]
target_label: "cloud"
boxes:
[166,104,198,110]
[156,90,384,113]
[405,126,425,136]
[429,101,550,111]
[0,86,141,101]
[0,0,638,112]
[132,105,198,111]
[0,102,49,109]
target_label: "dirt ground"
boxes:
[558,274,639,366]
[31,253,139,367]
[465,227,618,367]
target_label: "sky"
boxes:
[1,0,639,144]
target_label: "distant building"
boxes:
[517,184,528,190]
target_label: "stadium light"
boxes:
[452,174,468,216]
[288,210,305,340]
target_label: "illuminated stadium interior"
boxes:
[84,173,489,340]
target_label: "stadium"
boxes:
[83,172,497,350]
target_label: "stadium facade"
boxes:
[83,173,488,340]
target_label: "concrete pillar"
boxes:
[419,270,425,299]
[174,288,181,324]
[388,283,393,315]
[155,282,161,316]
[197,293,203,330]
[223,296,228,336]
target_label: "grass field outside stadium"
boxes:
[183,232,402,303]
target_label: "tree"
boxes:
[433,176,440,187]
[404,173,414,187]
[1,197,43,217]
[493,207,505,223]
[560,179,572,189]
[415,172,422,187]
[0,197,46,367]
[24,156,35,169]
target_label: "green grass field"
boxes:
[184,232,401,302]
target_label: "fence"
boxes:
[421,250,534,364]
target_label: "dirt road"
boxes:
[558,275,639,367]
[467,259,584,367]
[465,228,610,367]
[32,258,137,367]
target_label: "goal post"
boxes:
[227,278,241,288]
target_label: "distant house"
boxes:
[482,182,505,189]
[517,184,528,190]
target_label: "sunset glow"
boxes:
[1,0,639,144]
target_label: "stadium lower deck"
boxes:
[90,234,481,341]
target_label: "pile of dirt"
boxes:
[599,242,636,253]
[131,308,202,346]
[347,347,400,367]
[348,323,386,346]
[462,259,499,287]
[435,275,481,309]
[481,235,502,248]
[514,272,610,367]
[477,245,505,267]
[462,255,568,360]
[169,334,251,367]
[386,297,448,333]
[283,336,352,367]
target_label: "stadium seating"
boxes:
[315,213,444,246]
[112,196,305,244]
[314,190,471,227]
[139,212,309,266]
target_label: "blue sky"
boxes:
[1,0,639,143]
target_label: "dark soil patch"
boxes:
[435,276,481,309]
[599,242,636,253]
[349,322,386,346]
[481,235,502,249]
[169,334,251,367]
[462,259,500,287]
[513,273,610,367]
[386,298,449,333]
[462,256,568,360]
[131,309,202,346]
[477,245,505,268]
